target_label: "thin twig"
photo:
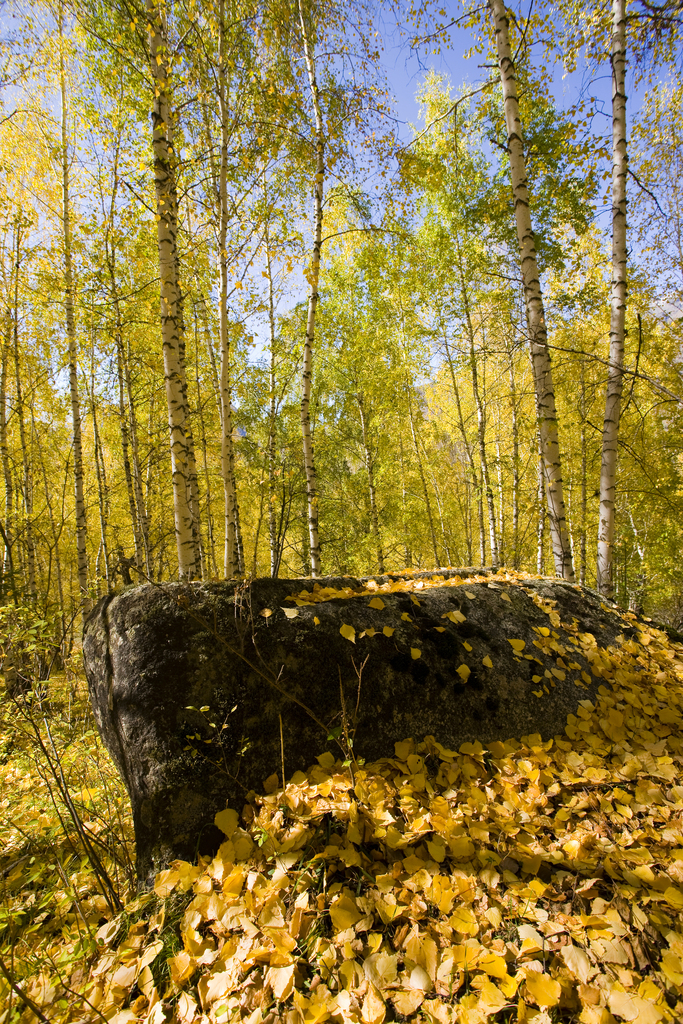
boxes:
[0,955,51,1024]
[279,713,286,790]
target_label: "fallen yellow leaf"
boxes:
[340,623,356,643]
[524,971,561,1007]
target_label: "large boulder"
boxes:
[82,569,632,885]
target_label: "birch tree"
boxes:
[147,0,197,579]
[488,0,575,580]
[297,0,324,577]
[597,0,627,598]
[59,9,90,610]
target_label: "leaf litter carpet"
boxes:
[7,592,683,1024]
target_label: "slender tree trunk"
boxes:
[509,355,520,567]
[59,17,89,610]
[216,0,239,577]
[89,346,110,593]
[147,0,196,578]
[298,0,324,576]
[429,467,453,566]
[193,306,217,576]
[408,394,440,567]
[399,434,412,568]
[455,234,498,565]
[116,336,144,570]
[579,361,587,587]
[489,0,574,580]
[443,334,485,563]
[33,410,66,638]
[537,434,545,575]
[264,210,279,578]
[597,0,627,597]
[495,434,504,565]
[356,395,385,573]
[177,322,203,576]
[252,469,265,576]
[0,309,13,585]
[124,338,152,576]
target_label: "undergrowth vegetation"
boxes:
[2,605,683,1023]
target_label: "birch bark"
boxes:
[59,13,89,610]
[217,0,238,577]
[488,0,574,580]
[597,0,627,598]
[147,0,197,578]
[298,0,324,576]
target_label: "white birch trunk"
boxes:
[597,0,627,598]
[147,1,196,578]
[60,15,89,611]
[218,0,238,577]
[298,0,323,576]
[489,0,574,580]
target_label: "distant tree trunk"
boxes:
[123,337,152,576]
[489,0,574,581]
[193,307,217,576]
[443,333,485,563]
[399,434,412,568]
[298,0,323,576]
[579,362,588,587]
[89,341,110,592]
[597,0,627,598]
[265,223,279,579]
[455,233,498,566]
[147,0,196,579]
[116,335,144,572]
[0,307,13,588]
[356,394,385,573]
[177,323,203,576]
[33,409,66,637]
[509,355,520,567]
[495,434,504,565]
[537,434,545,575]
[407,393,440,567]
[59,16,89,610]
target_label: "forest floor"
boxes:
[2,604,683,1024]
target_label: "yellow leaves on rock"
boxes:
[482,654,493,667]
[500,591,512,602]
[507,638,526,652]
[368,597,385,609]
[400,612,412,622]
[410,647,421,660]
[282,607,299,618]
[442,609,466,623]
[259,607,273,618]
[382,626,394,637]
[339,623,356,643]
[456,663,470,681]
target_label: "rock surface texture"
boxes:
[83,569,633,884]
